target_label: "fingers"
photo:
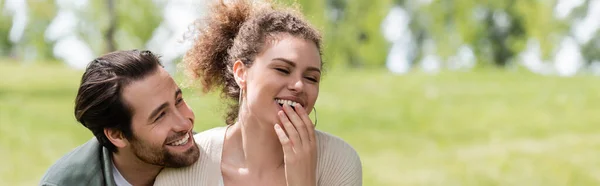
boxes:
[282,104,309,145]
[294,104,316,144]
[278,110,301,147]
[274,124,295,155]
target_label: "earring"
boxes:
[238,89,243,105]
[313,107,318,127]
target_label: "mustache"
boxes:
[164,131,189,143]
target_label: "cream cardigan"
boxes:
[154,127,362,186]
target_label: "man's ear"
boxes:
[233,60,247,89]
[104,128,128,148]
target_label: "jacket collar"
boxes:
[101,146,118,186]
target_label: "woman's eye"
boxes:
[275,68,290,74]
[305,77,318,82]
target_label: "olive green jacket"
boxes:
[39,138,117,186]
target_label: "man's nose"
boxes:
[172,110,192,132]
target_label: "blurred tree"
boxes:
[81,0,163,54]
[1,0,162,61]
[571,0,600,64]
[0,9,13,57]
[0,0,588,72]
[326,0,393,68]
[282,0,393,69]
[511,0,566,61]
[22,1,57,60]
[415,0,563,67]
[105,0,116,52]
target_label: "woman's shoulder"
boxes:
[315,130,361,168]
[193,126,227,161]
[314,130,362,185]
[194,126,228,139]
[154,126,227,186]
[315,130,360,158]
[193,126,228,147]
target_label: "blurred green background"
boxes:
[2,0,600,185]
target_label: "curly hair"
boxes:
[184,0,322,125]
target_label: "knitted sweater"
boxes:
[154,127,362,186]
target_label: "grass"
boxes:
[1,62,600,185]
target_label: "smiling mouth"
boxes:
[275,99,301,111]
[166,133,190,146]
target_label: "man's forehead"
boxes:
[121,68,177,113]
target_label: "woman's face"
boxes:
[236,34,322,127]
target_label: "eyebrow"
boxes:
[148,103,168,122]
[147,88,182,122]
[175,88,182,99]
[273,58,321,74]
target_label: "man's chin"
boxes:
[164,145,200,168]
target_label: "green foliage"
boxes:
[283,0,394,68]
[80,0,164,54]
[113,0,163,50]
[512,0,563,59]
[17,1,57,60]
[568,0,600,64]
[417,0,566,66]
[0,13,12,56]
[0,0,164,60]
[0,0,594,68]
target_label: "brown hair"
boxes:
[75,50,163,152]
[185,0,322,125]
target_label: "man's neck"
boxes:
[111,151,163,186]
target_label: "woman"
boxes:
[155,0,362,185]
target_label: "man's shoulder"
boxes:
[39,138,106,186]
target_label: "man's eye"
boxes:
[155,112,165,122]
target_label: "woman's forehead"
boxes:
[258,35,321,68]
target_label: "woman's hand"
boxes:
[274,104,317,186]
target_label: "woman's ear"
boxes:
[233,60,247,88]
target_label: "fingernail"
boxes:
[274,124,281,129]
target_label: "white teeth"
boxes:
[169,133,189,146]
[276,99,300,107]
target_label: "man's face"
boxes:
[120,67,199,168]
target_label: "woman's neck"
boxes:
[223,114,284,175]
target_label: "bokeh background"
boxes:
[2,0,600,185]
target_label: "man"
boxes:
[40,50,200,186]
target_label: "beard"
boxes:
[128,134,200,168]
